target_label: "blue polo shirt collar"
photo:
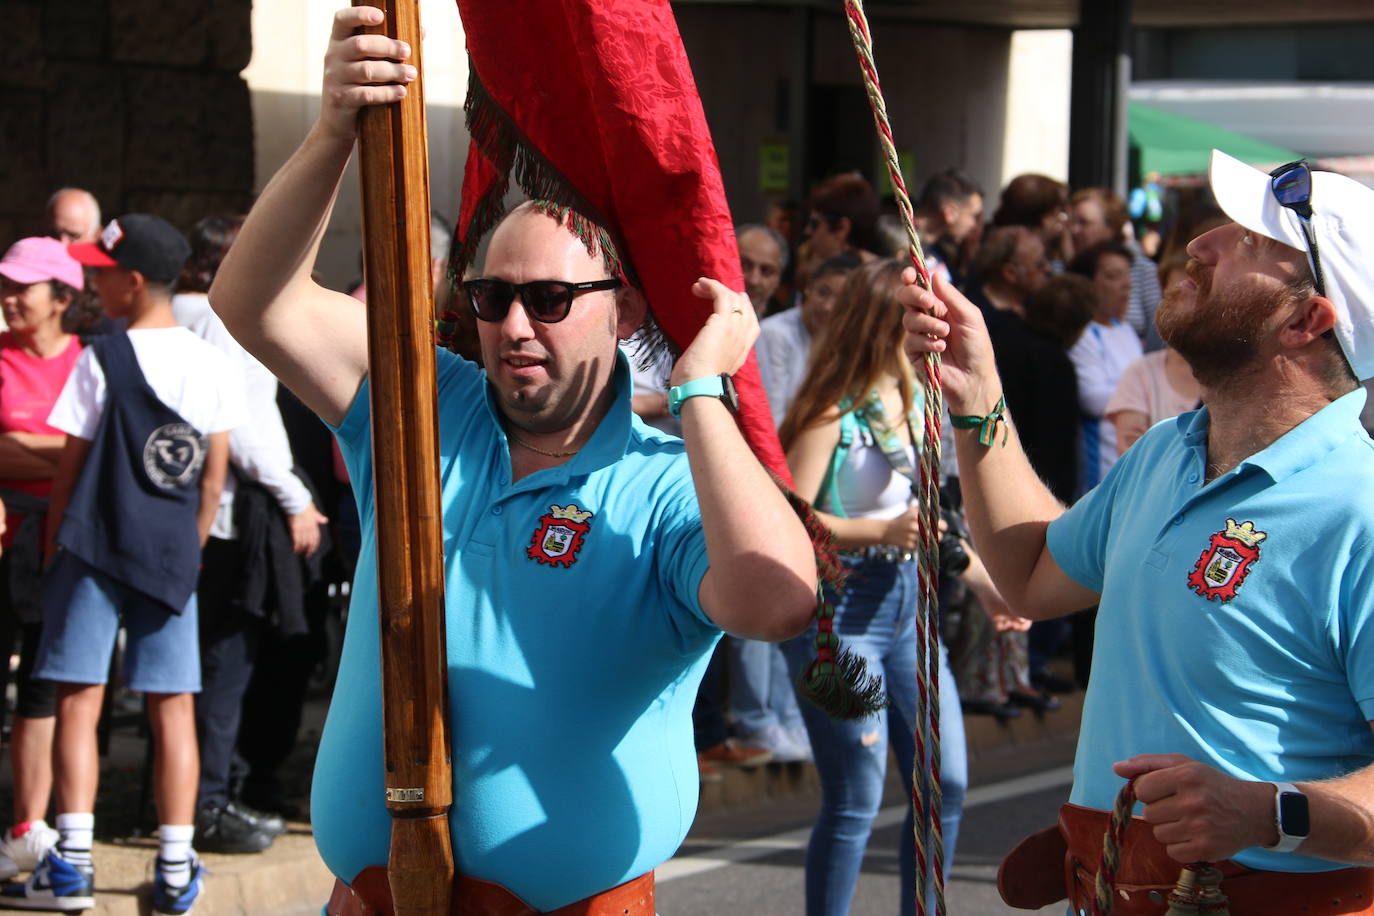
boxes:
[1176,386,1368,484]
[482,350,634,491]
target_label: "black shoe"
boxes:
[961,700,1021,723]
[194,803,275,854]
[1008,690,1061,715]
[238,781,304,822]
[225,799,286,837]
[1030,672,1078,694]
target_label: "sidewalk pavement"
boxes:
[70,832,331,916]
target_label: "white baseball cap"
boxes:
[1209,148,1374,380]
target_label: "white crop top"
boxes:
[820,422,917,520]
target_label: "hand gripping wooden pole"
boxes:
[352,2,454,913]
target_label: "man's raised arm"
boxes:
[677,280,817,641]
[901,270,1098,620]
[210,7,415,426]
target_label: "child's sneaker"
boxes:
[152,853,205,916]
[0,848,95,911]
[0,823,59,880]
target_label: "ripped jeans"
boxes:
[782,554,967,916]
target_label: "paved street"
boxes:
[658,766,1073,915]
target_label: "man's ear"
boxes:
[834,216,852,244]
[615,284,648,340]
[1279,293,1339,350]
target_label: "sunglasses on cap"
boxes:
[463,277,622,324]
[1268,159,1327,299]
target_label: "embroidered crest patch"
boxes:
[527,503,593,567]
[1187,518,1267,602]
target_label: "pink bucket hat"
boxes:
[0,237,86,291]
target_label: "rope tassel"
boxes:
[796,597,887,720]
[775,477,890,720]
[842,2,945,913]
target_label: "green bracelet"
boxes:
[950,395,1009,447]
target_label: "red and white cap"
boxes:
[1209,148,1374,380]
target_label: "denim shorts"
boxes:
[35,551,201,694]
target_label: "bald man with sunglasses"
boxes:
[904,150,1374,912]
[208,8,815,912]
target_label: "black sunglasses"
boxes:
[1268,159,1327,299]
[463,277,622,324]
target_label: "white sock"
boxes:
[55,813,94,870]
[157,825,195,888]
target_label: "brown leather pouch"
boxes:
[998,823,1070,909]
[1058,802,1374,916]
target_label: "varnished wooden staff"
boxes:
[352,1,454,913]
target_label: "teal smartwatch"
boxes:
[667,374,739,417]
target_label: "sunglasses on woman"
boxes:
[1268,159,1327,299]
[463,277,622,324]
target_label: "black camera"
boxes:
[938,479,970,578]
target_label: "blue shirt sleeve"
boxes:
[651,472,717,643]
[1340,536,1374,721]
[1046,454,1130,594]
[329,349,483,510]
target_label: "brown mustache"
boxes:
[1185,259,1212,299]
[500,349,548,362]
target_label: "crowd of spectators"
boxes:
[0,191,350,912]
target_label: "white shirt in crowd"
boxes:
[755,307,811,428]
[49,327,246,449]
[1069,318,1143,494]
[621,329,681,437]
[172,293,312,539]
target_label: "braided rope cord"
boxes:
[1094,779,1138,916]
[1095,779,1225,915]
[842,4,944,914]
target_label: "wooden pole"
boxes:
[352,1,454,913]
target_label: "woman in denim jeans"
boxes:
[779,259,968,915]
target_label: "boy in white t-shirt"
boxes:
[0,216,245,916]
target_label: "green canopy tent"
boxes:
[1128,101,1306,181]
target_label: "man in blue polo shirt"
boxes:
[903,148,1374,912]
[207,7,817,913]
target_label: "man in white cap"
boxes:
[902,150,1374,912]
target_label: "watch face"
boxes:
[1279,791,1310,837]
[720,374,740,413]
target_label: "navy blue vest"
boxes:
[56,332,206,614]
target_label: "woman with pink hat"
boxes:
[0,236,95,881]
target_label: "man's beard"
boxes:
[1156,260,1287,389]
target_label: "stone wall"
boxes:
[0,0,255,249]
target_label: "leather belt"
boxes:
[839,544,912,564]
[326,867,655,916]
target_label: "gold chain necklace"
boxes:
[508,433,580,458]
